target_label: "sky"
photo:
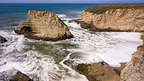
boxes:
[0,0,144,3]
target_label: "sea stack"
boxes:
[81,4,144,32]
[14,10,73,41]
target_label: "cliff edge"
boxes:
[81,4,144,32]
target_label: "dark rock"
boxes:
[0,69,32,81]
[0,36,7,43]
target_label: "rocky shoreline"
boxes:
[74,5,144,81]
[69,33,144,81]
[1,4,144,81]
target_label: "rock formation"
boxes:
[72,62,123,81]
[120,45,144,81]
[0,35,7,43]
[14,10,73,41]
[81,5,144,31]
[0,69,32,81]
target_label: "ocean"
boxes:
[0,3,142,81]
[0,3,99,30]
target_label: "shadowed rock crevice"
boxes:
[0,35,7,43]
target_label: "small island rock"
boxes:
[14,10,73,41]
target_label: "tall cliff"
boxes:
[14,10,73,41]
[81,4,144,31]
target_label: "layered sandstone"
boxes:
[81,8,144,31]
[14,10,73,41]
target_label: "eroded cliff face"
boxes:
[14,10,73,41]
[81,9,144,31]
[120,44,144,81]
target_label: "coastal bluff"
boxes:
[81,4,144,32]
[14,10,73,41]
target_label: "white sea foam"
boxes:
[60,53,88,81]
[0,30,25,54]
[57,14,67,18]
[0,50,60,81]
[57,12,80,20]
[64,21,143,67]
[0,14,143,81]
[0,30,89,81]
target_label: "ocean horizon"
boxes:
[0,3,100,30]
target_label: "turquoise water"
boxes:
[0,3,99,30]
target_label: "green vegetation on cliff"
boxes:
[86,4,144,14]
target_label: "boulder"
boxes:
[72,62,121,81]
[0,69,32,81]
[14,10,73,41]
[0,35,7,43]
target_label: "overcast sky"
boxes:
[0,0,144,3]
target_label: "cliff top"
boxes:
[86,4,144,14]
[28,10,55,17]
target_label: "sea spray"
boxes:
[64,20,143,67]
[60,53,89,81]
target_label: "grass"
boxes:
[86,3,144,14]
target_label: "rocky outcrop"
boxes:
[14,10,73,41]
[0,69,32,81]
[72,62,123,81]
[81,8,144,31]
[0,35,7,43]
[120,45,144,81]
